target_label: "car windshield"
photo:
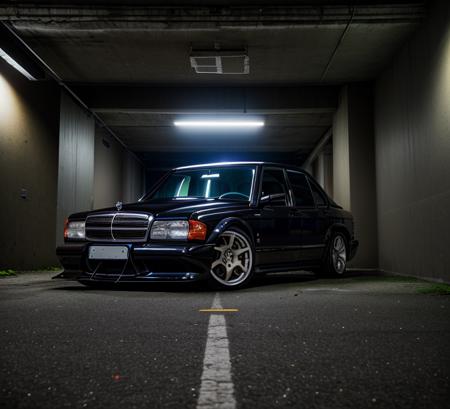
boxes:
[148,166,256,201]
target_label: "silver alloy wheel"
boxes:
[332,235,347,274]
[210,230,253,286]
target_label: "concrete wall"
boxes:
[311,148,333,197]
[0,63,144,269]
[93,127,145,208]
[56,92,95,245]
[122,151,146,203]
[94,127,124,209]
[333,84,378,268]
[374,0,450,282]
[0,62,60,269]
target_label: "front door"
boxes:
[255,167,295,266]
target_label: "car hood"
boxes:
[69,198,250,220]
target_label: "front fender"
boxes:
[206,217,255,245]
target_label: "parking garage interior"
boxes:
[1,0,448,282]
[1,2,450,409]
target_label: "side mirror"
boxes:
[260,193,286,204]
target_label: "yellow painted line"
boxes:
[199,308,239,313]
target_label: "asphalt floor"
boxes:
[0,271,449,409]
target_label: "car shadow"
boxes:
[51,281,212,293]
[51,270,378,293]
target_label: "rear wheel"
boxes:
[316,232,348,277]
[209,228,254,289]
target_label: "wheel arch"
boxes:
[206,217,255,246]
[325,224,351,253]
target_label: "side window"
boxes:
[309,180,328,206]
[261,168,288,205]
[287,171,314,207]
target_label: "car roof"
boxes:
[174,161,307,172]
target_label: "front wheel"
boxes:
[209,228,255,289]
[316,232,348,277]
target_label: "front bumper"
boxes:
[56,242,216,283]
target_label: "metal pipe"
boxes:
[302,127,332,169]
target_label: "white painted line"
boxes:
[197,293,236,409]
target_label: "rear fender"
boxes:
[325,223,351,247]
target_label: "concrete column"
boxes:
[56,91,95,245]
[332,83,378,268]
[322,149,333,198]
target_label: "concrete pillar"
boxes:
[56,91,95,245]
[332,83,378,268]
[322,148,333,198]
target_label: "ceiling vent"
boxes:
[190,50,249,75]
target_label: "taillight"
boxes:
[188,220,207,241]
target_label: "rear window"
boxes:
[309,180,328,206]
[287,171,314,207]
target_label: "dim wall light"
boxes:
[0,47,37,81]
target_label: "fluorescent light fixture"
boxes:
[201,173,220,178]
[0,48,37,81]
[174,120,264,128]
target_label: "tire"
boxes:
[208,227,255,290]
[316,232,348,277]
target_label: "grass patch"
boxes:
[0,266,61,277]
[347,274,424,283]
[417,283,450,295]
[38,266,61,272]
[373,275,423,283]
[0,269,16,277]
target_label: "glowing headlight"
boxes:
[64,220,85,240]
[150,220,189,240]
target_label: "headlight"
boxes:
[64,220,85,240]
[150,220,189,240]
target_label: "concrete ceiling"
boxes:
[98,111,332,153]
[8,24,419,84]
[0,1,425,167]
[6,3,424,84]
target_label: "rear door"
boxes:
[286,170,324,262]
[307,177,331,245]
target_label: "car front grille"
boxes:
[85,213,152,242]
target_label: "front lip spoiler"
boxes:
[78,271,201,283]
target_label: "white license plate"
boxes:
[88,246,129,260]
